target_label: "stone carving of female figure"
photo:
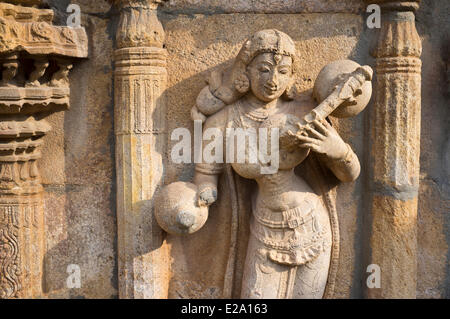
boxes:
[156,29,372,299]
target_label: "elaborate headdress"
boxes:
[236,29,296,66]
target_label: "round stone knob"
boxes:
[176,210,196,229]
[154,182,208,235]
[313,59,372,118]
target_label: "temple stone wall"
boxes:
[37,0,449,298]
[41,0,117,298]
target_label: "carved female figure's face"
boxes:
[247,52,293,103]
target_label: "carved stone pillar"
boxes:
[111,0,169,298]
[366,0,422,298]
[0,1,87,298]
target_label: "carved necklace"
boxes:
[236,106,262,129]
[236,98,273,128]
[244,108,269,122]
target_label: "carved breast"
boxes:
[229,110,310,180]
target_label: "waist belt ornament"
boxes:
[251,199,327,266]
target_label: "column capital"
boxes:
[111,0,166,49]
[369,0,422,59]
[110,0,166,10]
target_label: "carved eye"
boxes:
[259,67,270,73]
[279,68,289,75]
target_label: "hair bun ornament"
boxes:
[154,182,208,235]
[234,73,250,94]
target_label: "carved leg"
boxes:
[25,57,49,87]
[291,244,331,298]
[0,54,19,87]
[241,237,288,299]
[50,59,72,87]
[240,235,328,299]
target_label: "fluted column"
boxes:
[111,0,169,299]
[366,0,422,298]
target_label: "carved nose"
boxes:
[267,81,276,88]
[176,210,195,229]
[267,73,278,88]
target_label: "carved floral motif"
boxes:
[0,205,20,299]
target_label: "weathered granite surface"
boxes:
[160,0,364,14]
[29,0,450,299]
[41,0,117,298]
[415,0,450,298]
